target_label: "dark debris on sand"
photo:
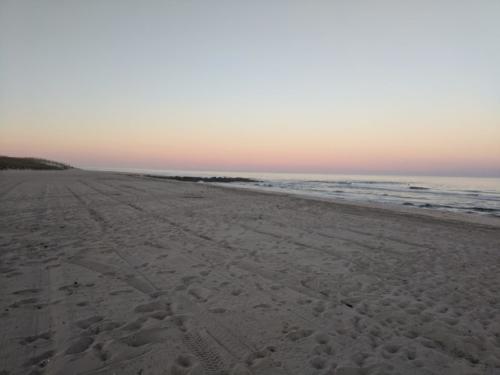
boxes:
[144,175,260,183]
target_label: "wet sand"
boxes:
[1,170,499,375]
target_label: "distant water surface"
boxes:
[90,168,500,217]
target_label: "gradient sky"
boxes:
[1,0,499,176]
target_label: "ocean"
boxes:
[90,168,500,217]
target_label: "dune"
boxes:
[0,169,499,375]
[0,156,72,170]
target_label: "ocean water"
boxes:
[92,168,500,217]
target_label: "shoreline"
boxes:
[120,170,500,229]
[79,168,500,221]
[208,180,500,229]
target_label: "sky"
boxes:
[1,0,499,177]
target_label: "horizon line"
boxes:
[82,166,500,179]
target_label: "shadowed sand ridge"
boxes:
[0,170,499,375]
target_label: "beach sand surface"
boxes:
[1,170,499,375]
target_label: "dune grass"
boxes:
[0,156,72,170]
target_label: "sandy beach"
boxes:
[1,170,499,375]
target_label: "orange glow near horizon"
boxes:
[2,108,499,176]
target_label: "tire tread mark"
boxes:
[183,330,228,375]
[0,180,24,199]
[66,185,108,232]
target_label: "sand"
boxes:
[1,170,499,375]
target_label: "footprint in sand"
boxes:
[169,354,198,375]
[121,327,170,347]
[109,289,134,296]
[244,347,286,373]
[20,331,53,345]
[59,283,80,296]
[313,301,326,317]
[253,303,270,309]
[0,267,15,274]
[334,366,367,375]
[230,363,252,375]
[245,349,268,367]
[121,316,148,332]
[383,343,400,355]
[24,350,54,368]
[170,315,190,333]
[309,332,336,369]
[65,335,94,355]
[93,342,110,361]
[286,328,314,342]
[312,344,334,356]
[76,315,103,330]
[12,288,40,296]
[100,321,123,332]
[297,298,313,305]
[209,307,226,314]
[46,263,61,270]
[405,347,417,360]
[309,356,327,370]
[150,311,170,320]
[5,271,23,278]
[134,301,170,313]
[188,287,211,302]
[9,298,38,309]
[182,275,200,286]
